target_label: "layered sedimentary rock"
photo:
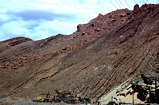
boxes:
[0,4,159,104]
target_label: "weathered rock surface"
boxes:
[0,4,159,104]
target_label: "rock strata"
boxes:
[0,4,159,104]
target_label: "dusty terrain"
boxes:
[0,4,159,104]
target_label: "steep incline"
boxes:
[0,4,159,104]
[0,9,131,72]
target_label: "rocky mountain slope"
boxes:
[0,4,159,104]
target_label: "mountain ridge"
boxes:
[0,4,159,104]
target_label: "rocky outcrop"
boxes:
[32,90,91,104]
[0,4,159,104]
[133,4,140,15]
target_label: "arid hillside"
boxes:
[0,4,159,104]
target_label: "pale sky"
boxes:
[0,0,158,41]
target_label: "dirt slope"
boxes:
[0,4,159,104]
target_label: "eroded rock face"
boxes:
[133,4,140,15]
[0,4,159,104]
[77,24,84,32]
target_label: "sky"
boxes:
[0,0,158,41]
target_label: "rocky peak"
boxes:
[75,8,132,48]
[133,4,140,14]
[133,3,159,16]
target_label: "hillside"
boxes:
[0,4,159,104]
